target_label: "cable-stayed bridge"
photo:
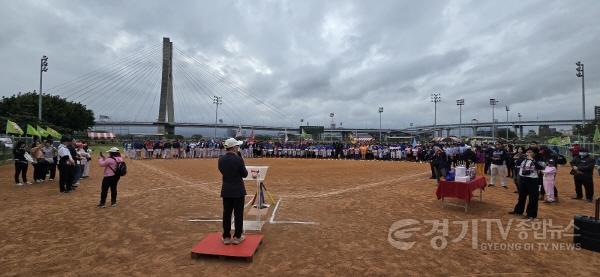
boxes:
[48,37,291,135]
[48,37,583,138]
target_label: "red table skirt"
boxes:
[436,176,487,203]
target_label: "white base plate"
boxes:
[232,220,265,231]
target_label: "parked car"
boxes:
[0,137,14,149]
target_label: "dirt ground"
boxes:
[1,158,599,276]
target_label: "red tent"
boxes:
[87,132,116,140]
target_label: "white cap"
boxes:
[224,138,243,148]
[106,147,120,153]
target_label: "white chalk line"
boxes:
[269,199,281,223]
[188,219,222,222]
[282,171,430,199]
[188,198,318,225]
[271,221,319,225]
[269,198,318,225]
[134,161,219,195]
[146,181,218,192]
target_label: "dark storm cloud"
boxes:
[1,0,599,128]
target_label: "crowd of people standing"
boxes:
[12,136,595,218]
[12,136,125,208]
[13,138,92,189]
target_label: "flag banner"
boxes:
[26,124,40,137]
[46,127,62,139]
[5,120,24,135]
[235,124,242,138]
[301,129,311,139]
[37,125,49,138]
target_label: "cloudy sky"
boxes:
[1,0,599,129]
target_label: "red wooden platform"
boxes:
[190,232,264,262]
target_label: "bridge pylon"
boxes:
[156,37,175,135]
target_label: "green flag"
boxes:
[5,120,24,135]
[37,126,49,138]
[301,128,311,139]
[26,124,40,137]
[594,125,600,144]
[46,127,62,139]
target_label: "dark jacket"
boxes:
[463,148,476,163]
[490,149,508,165]
[218,152,249,198]
[13,148,27,163]
[433,152,449,170]
[571,155,594,176]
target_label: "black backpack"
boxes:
[110,158,127,177]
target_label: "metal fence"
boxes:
[547,143,600,163]
[1,143,11,164]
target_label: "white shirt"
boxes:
[58,144,71,159]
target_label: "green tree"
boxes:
[574,120,598,138]
[0,92,95,134]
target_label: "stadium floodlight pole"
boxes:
[471,118,478,136]
[378,107,383,142]
[213,96,222,138]
[490,98,499,142]
[505,106,510,140]
[576,61,585,140]
[430,93,441,136]
[456,99,464,139]
[329,113,335,142]
[300,118,304,144]
[39,55,48,121]
[517,112,522,138]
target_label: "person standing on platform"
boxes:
[57,137,75,193]
[570,149,595,202]
[509,148,544,220]
[218,138,248,245]
[489,142,508,188]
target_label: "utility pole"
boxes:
[213,96,222,138]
